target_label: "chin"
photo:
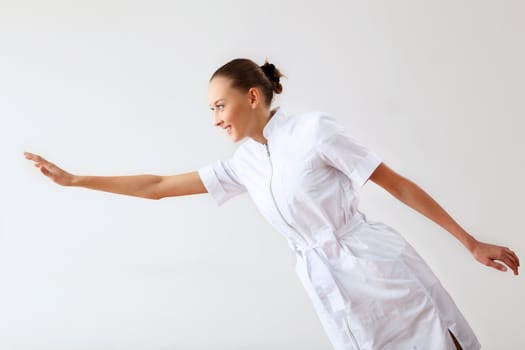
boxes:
[231,134,244,143]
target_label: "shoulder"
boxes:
[286,110,343,141]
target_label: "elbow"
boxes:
[149,189,164,200]
[149,176,164,200]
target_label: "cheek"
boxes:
[229,113,246,129]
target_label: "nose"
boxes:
[213,113,223,127]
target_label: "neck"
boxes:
[250,108,276,145]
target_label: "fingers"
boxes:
[25,152,48,164]
[503,251,519,271]
[24,151,53,169]
[485,250,520,275]
[24,151,40,161]
[497,247,520,275]
[504,247,520,267]
[486,259,508,273]
[498,255,519,275]
[25,151,54,178]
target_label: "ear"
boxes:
[247,86,263,108]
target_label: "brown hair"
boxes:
[210,58,285,107]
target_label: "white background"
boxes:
[1,1,523,349]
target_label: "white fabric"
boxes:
[198,106,481,350]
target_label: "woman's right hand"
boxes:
[24,151,76,186]
[470,239,520,275]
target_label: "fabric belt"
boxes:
[287,212,366,315]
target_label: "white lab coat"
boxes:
[198,106,481,350]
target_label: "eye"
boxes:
[209,104,225,112]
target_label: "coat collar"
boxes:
[247,105,284,147]
[248,106,287,148]
[262,105,283,141]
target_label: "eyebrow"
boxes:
[209,98,225,107]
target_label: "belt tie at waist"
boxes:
[287,213,366,315]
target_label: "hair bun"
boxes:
[260,61,283,94]
[260,62,280,83]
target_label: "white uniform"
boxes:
[197,106,481,350]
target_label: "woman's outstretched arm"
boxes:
[369,162,520,275]
[23,151,207,200]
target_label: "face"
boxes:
[208,76,260,142]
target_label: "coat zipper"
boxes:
[264,141,361,350]
[264,142,289,226]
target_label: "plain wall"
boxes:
[1,0,524,349]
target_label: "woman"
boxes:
[24,58,519,350]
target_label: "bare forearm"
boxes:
[398,179,478,252]
[71,174,161,200]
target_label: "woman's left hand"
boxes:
[470,240,520,275]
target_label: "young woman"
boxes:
[24,58,519,350]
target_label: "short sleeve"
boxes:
[316,114,382,189]
[197,157,247,206]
